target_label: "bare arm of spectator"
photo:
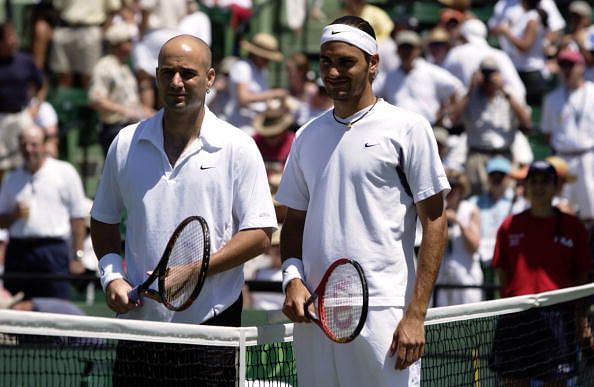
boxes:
[89,95,152,122]
[235,82,288,107]
[70,217,86,256]
[447,205,480,253]
[499,19,538,53]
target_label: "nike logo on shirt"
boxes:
[200,166,214,170]
[364,143,378,148]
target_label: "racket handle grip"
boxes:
[128,286,141,303]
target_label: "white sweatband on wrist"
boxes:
[98,253,126,291]
[281,257,305,294]
[320,24,378,55]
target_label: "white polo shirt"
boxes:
[91,107,277,323]
[377,58,464,124]
[0,157,87,239]
[541,82,594,153]
[276,99,450,307]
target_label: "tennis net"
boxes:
[0,284,593,386]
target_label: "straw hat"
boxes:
[446,170,470,197]
[253,105,295,137]
[545,156,577,183]
[241,33,283,62]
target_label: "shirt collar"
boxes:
[136,107,225,151]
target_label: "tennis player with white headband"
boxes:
[277,15,449,387]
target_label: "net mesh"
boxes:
[163,218,207,309]
[321,263,365,341]
[0,284,593,386]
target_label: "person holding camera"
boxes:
[451,56,532,196]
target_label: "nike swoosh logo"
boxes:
[331,31,344,35]
[200,166,214,170]
[364,143,379,148]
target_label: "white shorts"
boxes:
[293,306,421,387]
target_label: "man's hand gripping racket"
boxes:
[303,258,369,343]
[128,216,210,311]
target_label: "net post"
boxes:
[239,328,246,387]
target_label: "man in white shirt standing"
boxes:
[278,16,449,387]
[90,35,277,384]
[377,29,464,126]
[542,48,594,231]
[0,124,87,300]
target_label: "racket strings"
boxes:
[163,221,206,308]
[321,265,365,340]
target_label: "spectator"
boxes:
[489,0,566,62]
[340,0,394,43]
[177,0,212,45]
[443,18,526,100]
[438,8,466,45]
[377,30,464,127]
[297,78,333,126]
[207,56,239,120]
[226,33,287,134]
[252,102,296,174]
[541,48,594,228]
[562,1,594,68]
[88,23,153,155]
[490,0,549,106]
[31,99,60,158]
[138,0,186,36]
[468,156,516,300]
[0,125,87,300]
[490,160,592,385]
[131,27,179,109]
[425,27,451,67]
[451,57,531,196]
[436,169,482,307]
[28,0,60,70]
[0,22,45,182]
[50,0,122,88]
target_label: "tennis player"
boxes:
[90,35,277,384]
[276,16,450,386]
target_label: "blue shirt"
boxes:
[0,52,43,113]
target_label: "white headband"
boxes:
[320,24,377,56]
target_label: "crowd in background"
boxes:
[0,0,591,312]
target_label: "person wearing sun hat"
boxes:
[251,101,296,174]
[226,32,288,134]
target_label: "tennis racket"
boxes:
[305,258,368,343]
[128,216,210,311]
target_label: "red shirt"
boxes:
[492,209,592,298]
[252,131,295,168]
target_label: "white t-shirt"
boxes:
[541,82,594,153]
[226,59,269,130]
[276,99,450,307]
[91,107,277,323]
[0,158,87,238]
[377,59,464,124]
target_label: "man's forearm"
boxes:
[208,228,272,276]
[70,218,86,253]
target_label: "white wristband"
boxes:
[98,253,126,291]
[281,257,305,294]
